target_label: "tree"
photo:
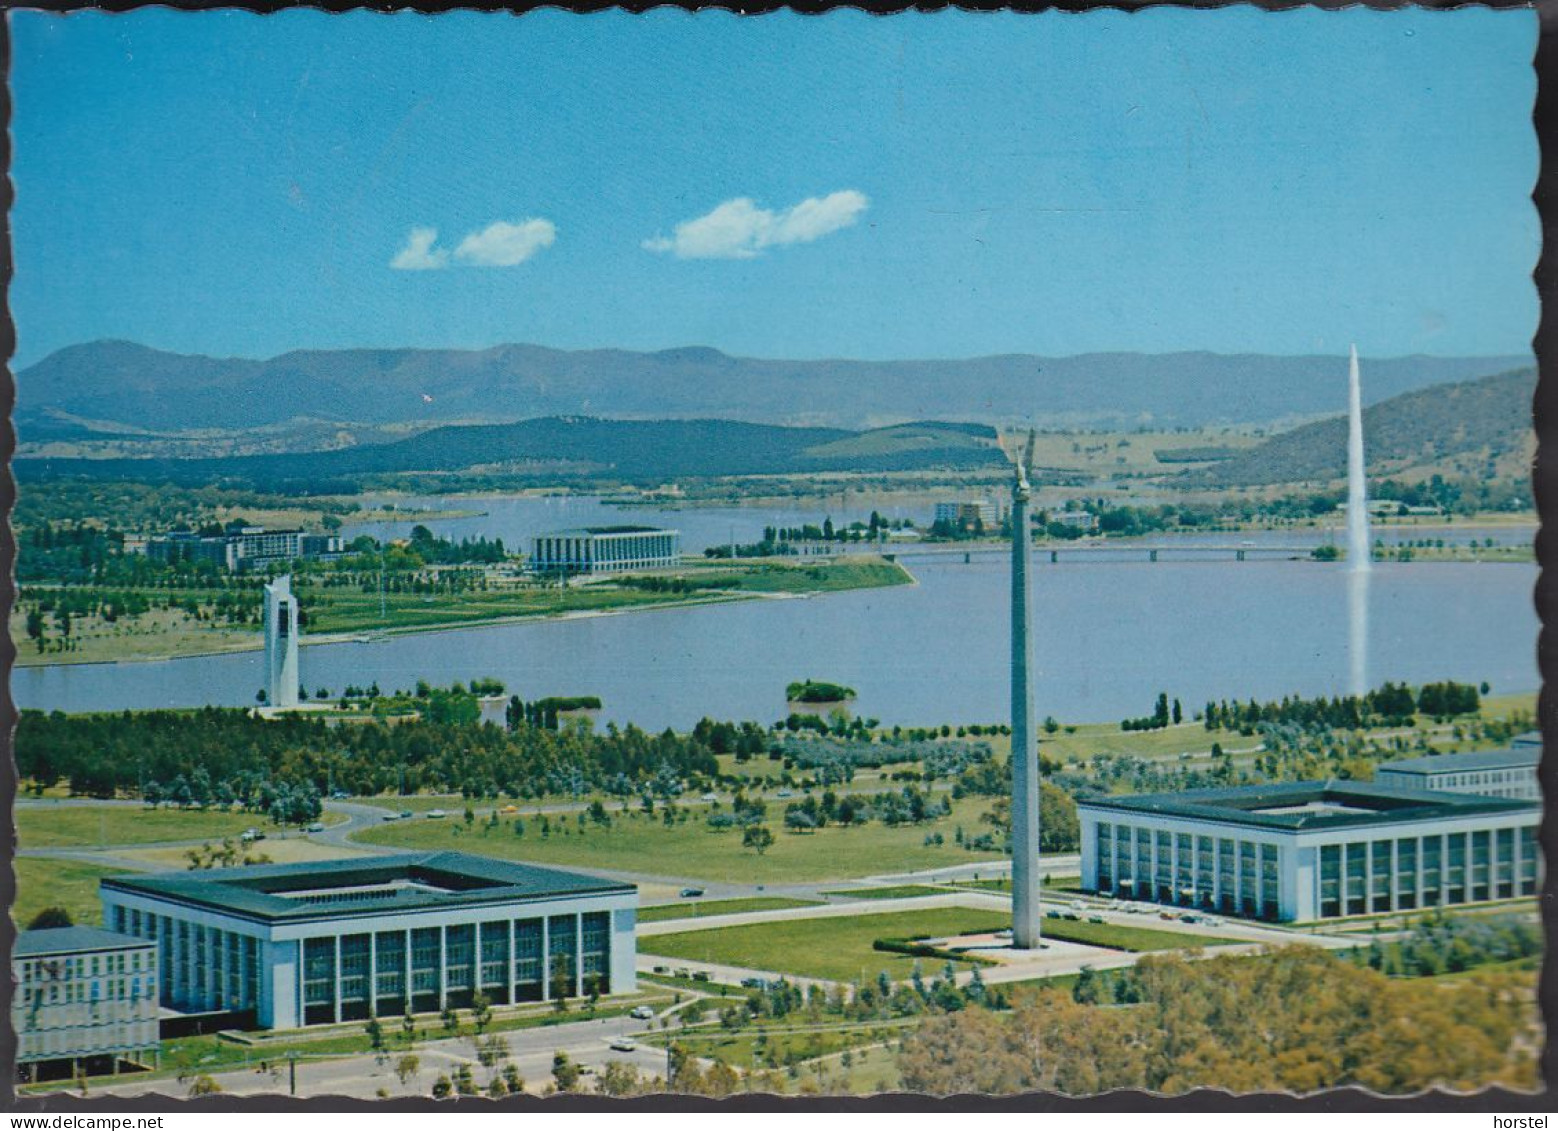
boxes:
[187,1075,223,1096]
[431,1074,453,1099]
[471,991,493,1034]
[365,1017,386,1053]
[395,1054,421,1086]
[441,1005,460,1035]
[551,1051,582,1093]
[453,1064,478,1096]
[742,825,775,855]
[26,907,73,930]
[501,1064,524,1095]
[401,1006,417,1045]
[598,1060,645,1096]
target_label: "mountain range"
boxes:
[17,340,1531,433]
[1183,367,1538,487]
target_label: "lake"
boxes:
[12,497,1536,729]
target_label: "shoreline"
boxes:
[13,565,916,670]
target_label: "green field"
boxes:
[354,796,1003,883]
[640,898,818,923]
[821,885,950,901]
[1039,917,1230,952]
[16,805,272,849]
[12,858,128,928]
[640,908,1013,982]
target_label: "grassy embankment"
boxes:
[11,859,129,928]
[355,794,1003,884]
[11,557,911,667]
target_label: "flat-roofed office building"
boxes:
[1374,744,1540,801]
[13,927,160,1082]
[1078,781,1539,922]
[100,852,637,1030]
[530,526,679,575]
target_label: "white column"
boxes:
[333,935,343,1024]
[439,926,448,1010]
[540,917,551,1001]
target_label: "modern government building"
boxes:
[14,927,161,1081]
[1373,741,1541,801]
[98,852,637,1030]
[1078,779,1540,922]
[529,526,680,575]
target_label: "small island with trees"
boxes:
[786,680,858,705]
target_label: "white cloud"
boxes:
[390,227,448,271]
[453,219,557,267]
[642,190,869,260]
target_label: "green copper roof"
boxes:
[16,926,153,958]
[1376,746,1540,776]
[1077,780,1538,833]
[101,851,635,925]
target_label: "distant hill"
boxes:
[1182,367,1537,487]
[15,417,1009,489]
[16,340,1530,433]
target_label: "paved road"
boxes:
[88,1010,674,1100]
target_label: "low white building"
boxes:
[530,526,680,575]
[101,851,637,1030]
[1079,780,1539,922]
[1374,743,1540,801]
[14,927,160,1082]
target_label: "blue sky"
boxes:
[10,7,1538,368]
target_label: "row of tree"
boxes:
[899,946,1538,1094]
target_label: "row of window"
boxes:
[17,949,151,984]
[112,906,261,1013]
[1095,823,1282,919]
[16,976,156,1011]
[1316,826,1537,917]
[298,912,612,1027]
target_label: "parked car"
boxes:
[1045,910,1062,920]
[690,972,711,982]
[1069,899,1087,911]
[1088,916,1105,925]
[630,1005,655,1020]
[240,828,265,842]
[680,887,705,898]
[609,1038,637,1053]
[1159,911,1177,921]
[499,804,519,814]
[740,977,766,989]
[399,810,413,820]
[775,790,793,799]
[426,809,446,819]
[700,793,718,803]
[330,790,350,800]
[306,822,325,833]
[381,812,399,822]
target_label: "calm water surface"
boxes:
[13,496,1537,728]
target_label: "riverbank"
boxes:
[11,556,914,669]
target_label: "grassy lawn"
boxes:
[640,897,818,923]
[821,885,950,901]
[354,796,1002,884]
[640,908,1012,983]
[1040,721,1229,765]
[12,858,128,928]
[16,806,269,849]
[1039,917,1231,952]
